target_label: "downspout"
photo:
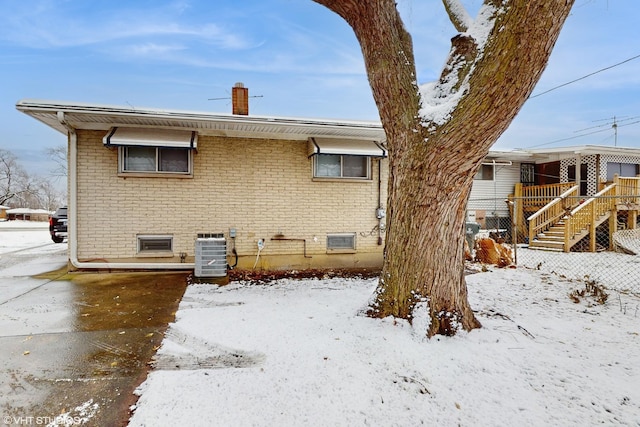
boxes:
[58,112,194,270]
[377,159,383,245]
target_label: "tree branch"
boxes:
[312,0,421,141]
[442,0,472,32]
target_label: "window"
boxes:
[474,164,494,181]
[137,235,173,254]
[314,155,370,179]
[121,146,191,174]
[104,127,197,176]
[520,163,535,186]
[327,233,356,252]
[607,162,639,182]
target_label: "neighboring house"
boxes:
[16,89,640,271]
[467,145,640,230]
[0,205,9,221]
[5,208,51,222]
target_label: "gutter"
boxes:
[58,111,194,271]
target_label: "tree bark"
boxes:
[314,0,575,336]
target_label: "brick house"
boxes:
[17,87,389,273]
[17,88,640,271]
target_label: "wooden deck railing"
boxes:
[615,175,640,205]
[519,182,576,209]
[527,185,579,245]
[563,183,616,252]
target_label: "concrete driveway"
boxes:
[0,224,188,426]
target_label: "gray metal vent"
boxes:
[195,234,227,278]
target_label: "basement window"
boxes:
[137,235,173,255]
[327,233,356,253]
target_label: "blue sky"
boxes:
[1,0,639,177]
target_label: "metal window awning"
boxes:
[103,127,197,149]
[307,137,387,158]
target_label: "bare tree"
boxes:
[46,144,68,180]
[19,179,64,211]
[0,148,33,206]
[1,148,66,210]
[313,0,575,336]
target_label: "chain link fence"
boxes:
[466,196,640,296]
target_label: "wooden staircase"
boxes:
[529,223,566,251]
[517,176,640,253]
[528,183,618,252]
[529,213,611,252]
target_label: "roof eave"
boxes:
[16,99,386,141]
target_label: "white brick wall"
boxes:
[75,130,388,269]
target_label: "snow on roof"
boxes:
[6,208,51,214]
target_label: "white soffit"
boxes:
[16,100,387,141]
[308,137,387,158]
[103,127,197,149]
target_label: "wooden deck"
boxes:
[513,176,640,253]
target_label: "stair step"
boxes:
[542,229,564,235]
[538,234,564,241]
[531,238,564,245]
[526,245,564,252]
[530,239,564,250]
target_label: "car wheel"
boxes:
[52,236,64,243]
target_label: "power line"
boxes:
[525,118,640,149]
[574,115,640,133]
[529,53,640,99]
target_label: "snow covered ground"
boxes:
[129,265,640,426]
[2,221,637,426]
[517,246,640,296]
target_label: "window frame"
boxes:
[326,233,357,253]
[474,164,494,181]
[313,154,371,180]
[136,234,174,257]
[119,146,193,177]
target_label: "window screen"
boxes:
[159,148,189,172]
[124,146,156,172]
[137,235,173,252]
[327,233,356,251]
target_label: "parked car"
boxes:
[49,206,68,243]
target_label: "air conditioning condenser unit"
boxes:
[195,233,227,278]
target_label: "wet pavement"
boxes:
[0,228,189,426]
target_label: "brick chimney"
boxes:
[231,82,249,115]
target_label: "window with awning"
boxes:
[103,127,197,149]
[103,127,196,176]
[308,137,386,180]
[307,137,387,158]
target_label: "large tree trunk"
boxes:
[314,0,575,336]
